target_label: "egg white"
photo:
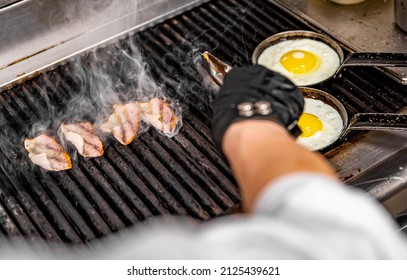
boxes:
[296,98,344,151]
[257,38,340,86]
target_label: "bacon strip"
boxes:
[139,98,178,134]
[100,102,141,145]
[61,122,104,158]
[24,134,72,171]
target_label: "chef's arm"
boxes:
[222,120,337,212]
[211,65,338,213]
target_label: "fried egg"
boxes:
[257,38,340,86]
[296,98,343,151]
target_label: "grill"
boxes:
[0,0,406,246]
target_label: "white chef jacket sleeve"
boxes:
[248,172,407,259]
[87,172,407,259]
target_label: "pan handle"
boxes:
[200,53,407,138]
[347,113,407,131]
[335,52,407,77]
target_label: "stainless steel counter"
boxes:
[273,0,407,84]
[0,0,209,90]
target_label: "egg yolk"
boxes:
[280,50,320,74]
[298,113,323,137]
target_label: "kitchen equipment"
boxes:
[202,51,407,150]
[0,0,406,247]
[395,0,407,33]
[274,0,407,85]
[300,87,407,149]
[252,30,407,86]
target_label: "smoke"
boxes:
[54,41,172,148]
[0,27,192,174]
[1,0,225,175]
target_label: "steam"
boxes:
[7,32,189,172]
[1,4,226,175]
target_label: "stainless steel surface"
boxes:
[0,0,209,90]
[395,0,407,32]
[272,0,407,84]
[0,0,20,8]
[201,51,233,87]
[326,106,407,215]
[346,146,407,216]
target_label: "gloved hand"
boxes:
[211,65,304,153]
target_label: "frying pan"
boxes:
[299,87,407,151]
[252,30,407,87]
[200,51,407,151]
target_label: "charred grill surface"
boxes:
[0,0,406,245]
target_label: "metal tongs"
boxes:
[201,51,233,87]
[200,51,407,134]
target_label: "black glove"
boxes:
[212,65,304,153]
